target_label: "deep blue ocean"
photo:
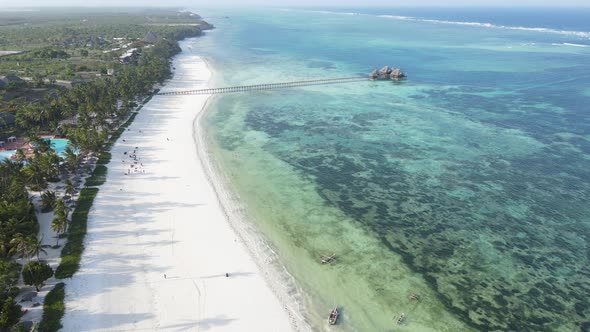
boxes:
[195,7,590,331]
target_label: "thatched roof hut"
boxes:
[143,31,158,44]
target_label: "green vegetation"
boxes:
[54,188,98,279]
[40,191,57,213]
[111,112,138,143]
[51,199,69,247]
[96,151,112,165]
[37,282,65,332]
[84,165,107,187]
[22,261,54,292]
[0,8,212,330]
[0,296,22,331]
[0,159,38,329]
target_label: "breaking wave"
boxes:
[551,42,589,47]
[298,9,590,39]
[376,15,590,39]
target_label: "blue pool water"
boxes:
[1,138,74,161]
[48,138,72,156]
[0,150,16,160]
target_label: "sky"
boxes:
[1,0,589,7]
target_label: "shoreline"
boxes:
[193,61,311,332]
[60,38,303,331]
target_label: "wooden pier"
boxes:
[157,76,367,96]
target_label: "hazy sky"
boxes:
[2,0,589,7]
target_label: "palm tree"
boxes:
[51,199,69,246]
[40,191,56,212]
[28,236,47,262]
[0,158,21,187]
[63,146,79,173]
[28,135,51,155]
[51,213,68,246]
[8,233,31,259]
[42,150,61,182]
[14,149,26,163]
[8,234,47,261]
[21,161,47,190]
[64,179,75,196]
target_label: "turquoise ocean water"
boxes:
[192,7,590,331]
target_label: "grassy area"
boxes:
[54,188,98,279]
[96,151,112,165]
[84,165,108,186]
[105,112,138,150]
[37,282,65,332]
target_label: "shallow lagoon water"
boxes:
[196,7,590,331]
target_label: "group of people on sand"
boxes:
[123,145,145,175]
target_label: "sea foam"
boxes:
[305,10,590,39]
[376,14,590,39]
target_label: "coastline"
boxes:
[60,38,302,331]
[193,61,311,332]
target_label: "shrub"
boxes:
[54,188,98,279]
[84,165,107,187]
[96,152,112,165]
[37,282,65,332]
[22,261,54,291]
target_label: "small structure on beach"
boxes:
[369,66,406,81]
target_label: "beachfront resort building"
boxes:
[119,48,140,65]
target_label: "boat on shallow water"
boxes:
[328,307,339,325]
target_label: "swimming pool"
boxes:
[0,150,16,160]
[48,138,72,156]
[1,138,75,161]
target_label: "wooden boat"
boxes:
[328,307,339,325]
[394,312,406,325]
[320,253,336,264]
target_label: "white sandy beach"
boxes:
[60,39,301,331]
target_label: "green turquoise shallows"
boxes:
[196,7,590,332]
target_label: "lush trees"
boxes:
[0,296,22,331]
[40,191,57,213]
[22,261,53,292]
[29,48,69,59]
[0,261,21,332]
[0,161,37,259]
[0,261,19,302]
[51,199,68,246]
[62,147,79,174]
[0,9,213,331]
[63,179,74,197]
[9,234,46,262]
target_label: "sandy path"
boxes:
[61,39,295,332]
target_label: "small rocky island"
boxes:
[369,66,406,80]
